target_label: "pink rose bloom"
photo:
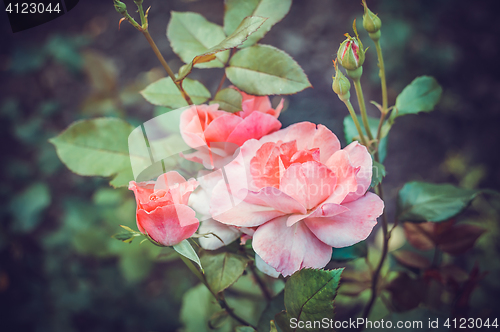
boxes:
[179,89,283,168]
[209,122,384,276]
[129,171,199,246]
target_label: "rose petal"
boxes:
[203,114,243,144]
[255,254,280,278]
[341,142,373,203]
[226,112,282,146]
[198,218,241,250]
[310,124,341,164]
[210,181,286,227]
[279,161,336,210]
[304,192,384,247]
[137,204,199,246]
[324,150,359,204]
[253,216,332,277]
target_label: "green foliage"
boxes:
[224,0,292,47]
[226,44,311,95]
[180,284,232,332]
[393,76,442,118]
[397,181,481,222]
[370,161,386,188]
[49,118,138,188]
[141,77,211,108]
[257,291,285,332]
[343,115,388,162]
[176,16,268,82]
[332,241,368,262]
[236,327,257,332]
[275,268,343,332]
[9,182,51,233]
[201,251,249,294]
[211,88,243,113]
[173,239,203,271]
[167,11,229,69]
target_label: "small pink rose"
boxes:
[179,89,283,168]
[129,171,199,246]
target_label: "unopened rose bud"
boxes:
[337,33,365,71]
[134,0,143,5]
[362,0,382,40]
[332,60,351,101]
[114,0,127,15]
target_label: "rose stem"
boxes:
[342,99,369,147]
[351,77,374,142]
[374,39,388,143]
[125,4,193,105]
[248,260,273,302]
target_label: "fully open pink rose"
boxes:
[179,89,283,168]
[129,171,199,246]
[210,122,384,276]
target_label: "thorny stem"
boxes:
[342,99,369,147]
[178,254,256,328]
[375,40,388,143]
[215,72,227,95]
[215,48,236,95]
[361,184,389,325]
[219,293,258,329]
[352,78,374,142]
[249,261,273,302]
[118,6,193,106]
[142,30,193,105]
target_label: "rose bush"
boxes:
[206,122,384,276]
[129,171,199,246]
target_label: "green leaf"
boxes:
[176,16,268,82]
[209,310,230,329]
[141,77,210,108]
[275,268,343,332]
[394,76,442,118]
[224,0,292,47]
[49,118,140,188]
[257,291,284,332]
[226,44,311,95]
[167,11,228,69]
[343,115,388,163]
[173,239,203,271]
[397,181,480,223]
[210,88,243,113]
[370,161,386,189]
[331,241,367,262]
[112,232,136,243]
[10,183,51,233]
[201,252,249,294]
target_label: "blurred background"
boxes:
[1,0,499,331]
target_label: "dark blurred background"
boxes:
[1,0,499,331]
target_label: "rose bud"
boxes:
[362,0,382,41]
[337,32,365,71]
[113,0,127,15]
[332,59,351,101]
[129,171,199,247]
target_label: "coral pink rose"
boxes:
[179,89,283,168]
[129,171,199,246]
[209,122,384,276]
